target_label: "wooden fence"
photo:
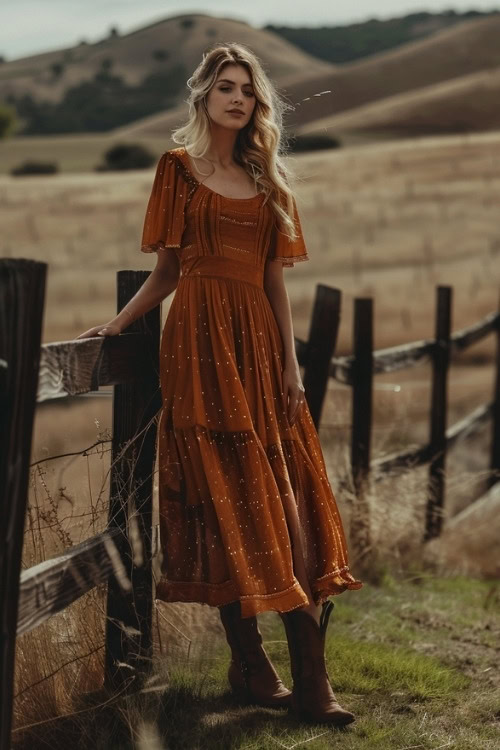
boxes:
[328,287,500,542]
[1,258,499,747]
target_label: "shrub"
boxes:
[10,160,59,175]
[95,143,156,171]
[288,133,342,152]
[152,49,169,61]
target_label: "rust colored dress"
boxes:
[141,146,362,617]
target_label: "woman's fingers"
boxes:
[282,368,306,426]
[75,324,120,339]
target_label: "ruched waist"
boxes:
[180,256,264,289]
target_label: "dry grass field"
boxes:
[3,12,500,174]
[4,126,495,569]
[6,129,500,747]
[297,66,500,142]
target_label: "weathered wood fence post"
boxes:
[302,285,341,428]
[349,297,374,568]
[351,298,374,493]
[0,259,47,750]
[488,290,500,491]
[424,285,452,542]
[104,270,162,689]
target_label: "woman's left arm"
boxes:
[263,260,305,426]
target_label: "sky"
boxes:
[1,1,499,60]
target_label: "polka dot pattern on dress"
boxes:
[141,146,362,617]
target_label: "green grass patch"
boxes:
[325,634,469,698]
[13,572,500,749]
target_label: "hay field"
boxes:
[3,129,498,570]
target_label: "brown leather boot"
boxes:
[279,600,356,725]
[218,600,292,709]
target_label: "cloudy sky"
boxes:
[1,1,499,60]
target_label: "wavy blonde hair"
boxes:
[171,42,300,241]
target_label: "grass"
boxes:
[12,570,500,749]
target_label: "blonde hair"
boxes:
[171,42,300,241]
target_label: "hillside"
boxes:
[297,66,500,141]
[99,14,500,143]
[0,13,332,107]
[278,15,500,131]
[266,9,499,64]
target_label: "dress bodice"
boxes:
[140,146,310,281]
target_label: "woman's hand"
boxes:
[283,361,306,426]
[75,322,122,340]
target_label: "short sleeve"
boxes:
[267,196,309,267]
[141,151,188,253]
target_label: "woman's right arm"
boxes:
[76,248,180,339]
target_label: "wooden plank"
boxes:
[349,297,373,572]
[327,310,499,385]
[104,270,161,689]
[424,286,452,542]
[329,355,352,384]
[451,310,499,352]
[371,403,492,480]
[16,523,161,638]
[302,285,341,428]
[488,292,500,491]
[17,528,125,636]
[0,259,46,750]
[351,297,373,493]
[37,333,151,402]
[371,443,433,478]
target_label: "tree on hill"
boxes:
[0,102,18,138]
[7,63,187,134]
[265,9,500,64]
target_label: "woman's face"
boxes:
[204,63,256,131]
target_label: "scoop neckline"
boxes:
[177,147,263,202]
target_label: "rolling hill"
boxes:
[106,14,500,143]
[278,15,500,131]
[296,66,500,142]
[0,13,333,107]
[2,11,500,154]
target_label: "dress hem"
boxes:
[155,565,362,618]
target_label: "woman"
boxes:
[78,43,362,725]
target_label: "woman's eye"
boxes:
[219,86,254,97]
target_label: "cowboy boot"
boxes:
[279,600,355,725]
[218,600,292,709]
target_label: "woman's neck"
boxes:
[203,128,238,167]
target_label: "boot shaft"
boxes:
[279,601,335,680]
